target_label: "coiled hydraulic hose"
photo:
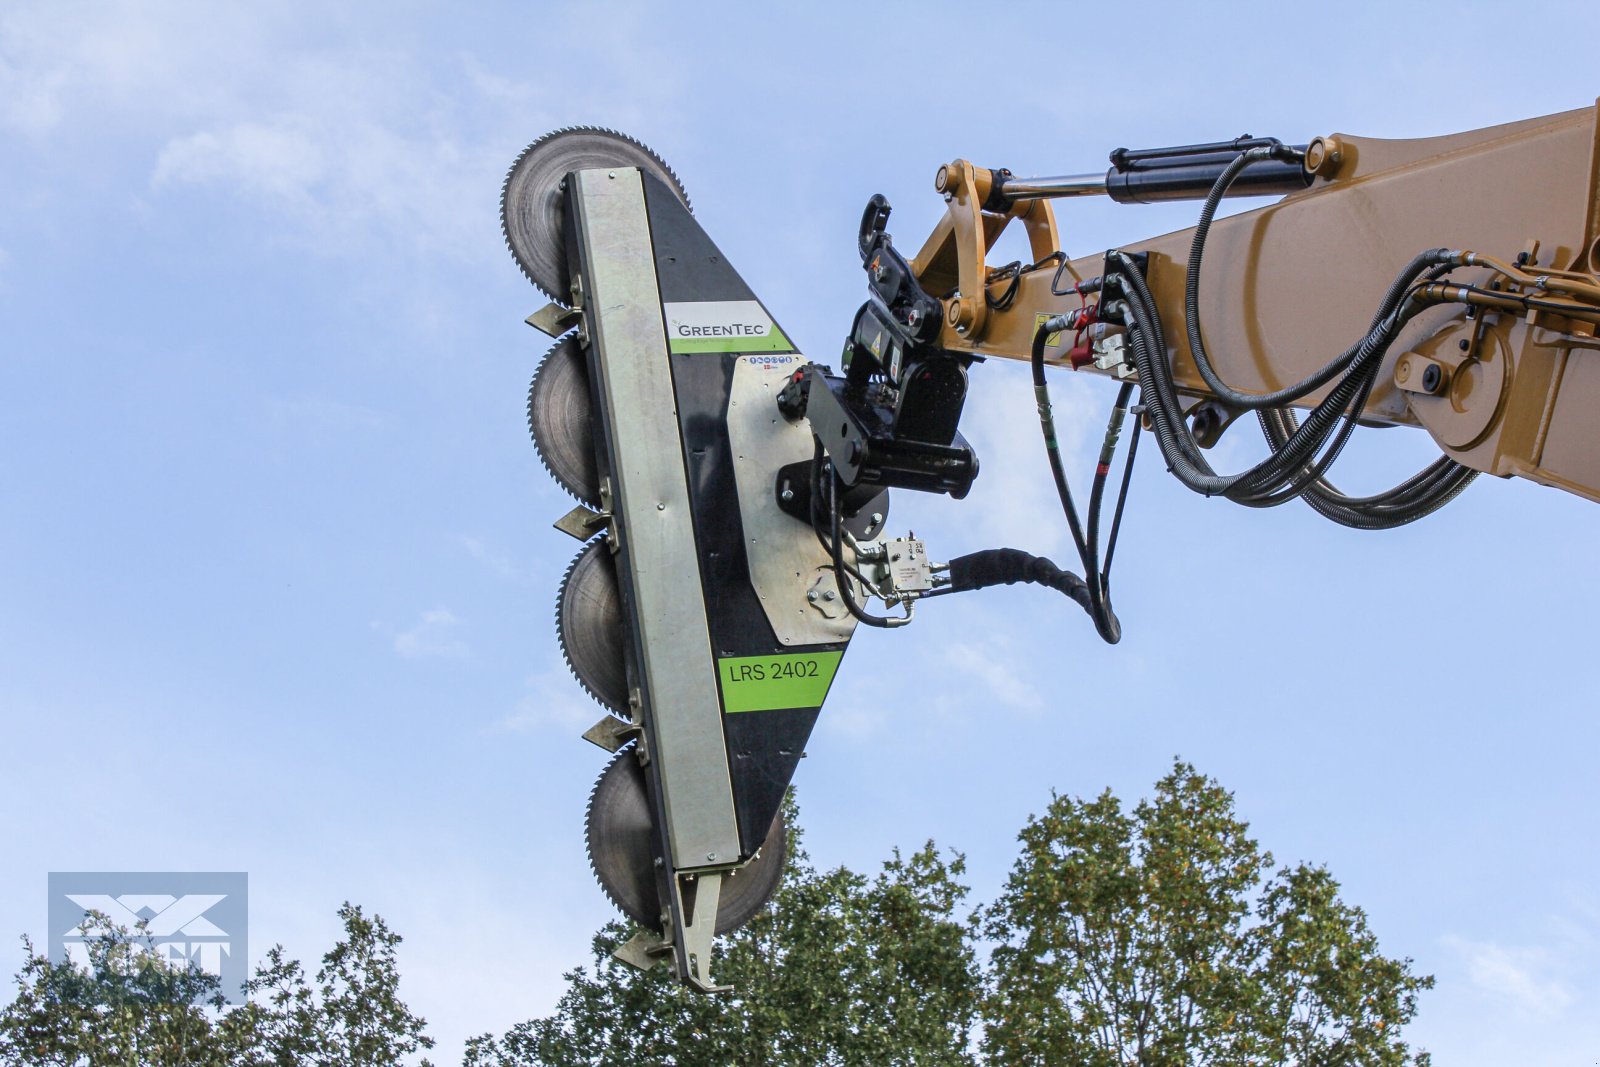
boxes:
[1113,242,1461,511]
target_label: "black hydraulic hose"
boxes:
[1183,145,1466,417]
[1259,407,1477,528]
[1101,406,1142,579]
[1117,248,1445,506]
[1123,301,1367,505]
[1085,382,1136,571]
[1031,319,1121,643]
[1181,146,1365,409]
[826,459,903,628]
[945,548,1092,610]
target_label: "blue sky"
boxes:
[4,2,1600,1062]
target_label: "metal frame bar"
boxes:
[570,167,738,989]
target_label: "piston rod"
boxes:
[997,172,1110,200]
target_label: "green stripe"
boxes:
[719,651,842,713]
[668,328,794,354]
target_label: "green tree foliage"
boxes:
[981,760,1433,1066]
[463,823,981,1067]
[0,904,434,1067]
[4,767,1432,1065]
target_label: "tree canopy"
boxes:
[4,761,1433,1065]
[464,818,981,1067]
[0,903,434,1067]
[981,761,1433,1066]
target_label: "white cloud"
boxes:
[1441,934,1577,1018]
[393,607,468,660]
[940,635,1044,713]
[957,360,1098,560]
[1,3,546,262]
[460,535,524,583]
[0,1,243,135]
[498,664,599,735]
[264,394,385,434]
[155,120,328,205]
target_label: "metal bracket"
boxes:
[553,503,608,542]
[582,714,641,753]
[612,929,673,972]
[664,871,730,994]
[526,301,582,338]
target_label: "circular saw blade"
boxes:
[586,747,788,935]
[501,127,691,303]
[528,336,601,506]
[557,539,630,713]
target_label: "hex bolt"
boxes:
[806,590,818,602]
[1421,363,1443,393]
[823,590,837,602]
[1459,339,1471,352]
[657,502,666,511]
[706,852,717,862]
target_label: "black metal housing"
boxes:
[1105,136,1312,204]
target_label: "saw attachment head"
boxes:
[557,539,630,713]
[501,127,689,303]
[528,336,601,506]
[586,746,787,935]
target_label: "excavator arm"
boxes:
[501,104,1600,991]
[896,104,1600,505]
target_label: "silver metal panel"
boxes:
[571,167,740,868]
[727,354,858,646]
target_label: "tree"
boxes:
[981,760,1432,1066]
[464,814,980,1067]
[0,903,435,1067]
[7,768,1432,1065]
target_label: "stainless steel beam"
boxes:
[569,168,741,873]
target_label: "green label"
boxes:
[662,300,795,354]
[669,330,794,354]
[718,651,843,714]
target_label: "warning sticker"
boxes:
[1033,312,1066,348]
[718,651,843,714]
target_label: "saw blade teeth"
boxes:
[583,753,632,920]
[584,746,662,930]
[500,126,691,301]
[555,540,629,713]
[527,336,602,506]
